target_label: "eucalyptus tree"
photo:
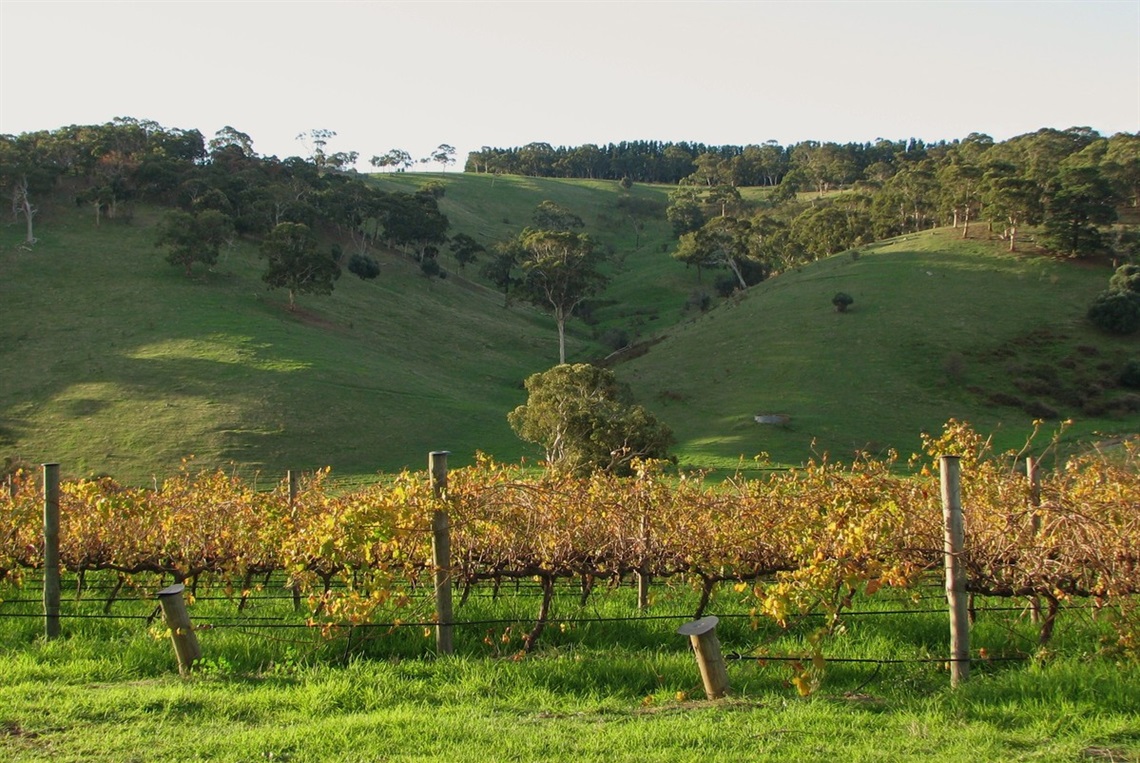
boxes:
[429,144,456,171]
[674,215,757,289]
[1102,132,1140,208]
[516,227,608,363]
[532,200,584,231]
[156,209,233,276]
[370,149,414,173]
[508,363,673,476]
[260,222,341,310]
[1040,163,1119,257]
[980,161,1043,252]
[449,233,484,271]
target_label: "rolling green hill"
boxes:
[619,228,1139,472]
[0,176,1136,484]
[0,197,587,483]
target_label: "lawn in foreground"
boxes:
[1,577,1136,762]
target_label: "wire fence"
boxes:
[1,569,1101,673]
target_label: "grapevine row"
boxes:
[2,422,1137,647]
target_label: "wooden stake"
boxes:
[287,470,302,611]
[156,583,201,676]
[940,455,970,687]
[430,451,453,655]
[677,615,730,699]
[1026,457,1042,624]
[637,511,651,610]
[42,463,61,640]
[287,469,299,507]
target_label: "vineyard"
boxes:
[2,421,1138,668]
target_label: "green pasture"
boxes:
[621,228,1139,472]
[1,178,1136,486]
[0,573,1136,762]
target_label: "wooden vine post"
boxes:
[429,451,454,655]
[677,615,730,699]
[940,455,970,687]
[42,462,61,640]
[287,470,302,611]
[156,583,201,676]
[637,510,651,611]
[1026,456,1043,623]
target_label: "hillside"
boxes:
[0,177,1136,484]
[0,198,587,483]
[619,228,1139,471]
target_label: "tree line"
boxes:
[648,128,1139,303]
[0,118,454,308]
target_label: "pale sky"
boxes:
[2,0,1138,169]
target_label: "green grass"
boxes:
[620,228,1140,472]
[1,574,1137,762]
[0,202,580,483]
[1,180,1136,485]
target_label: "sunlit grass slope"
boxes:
[367,172,694,337]
[1,180,1135,484]
[619,229,1139,471]
[0,202,581,483]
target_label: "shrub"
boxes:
[832,292,854,312]
[941,352,966,382]
[1023,400,1059,419]
[1120,360,1140,389]
[714,274,738,298]
[686,290,711,313]
[598,328,630,352]
[1109,263,1140,294]
[347,253,380,280]
[1088,290,1140,335]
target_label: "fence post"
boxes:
[677,615,730,699]
[1026,457,1042,623]
[429,451,453,655]
[637,510,651,610]
[156,583,201,676]
[287,469,299,507]
[940,455,970,687]
[1026,457,1041,535]
[42,463,61,640]
[287,470,302,611]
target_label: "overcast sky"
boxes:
[2,0,1137,169]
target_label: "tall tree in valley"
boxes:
[790,205,869,260]
[666,187,706,238]
[516,227,608,363]
[674,215,758,289]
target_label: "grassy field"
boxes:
[620,228,1139,472]
[0,177,1136,485]
[1,574,1137,762]
[0,200,574,483]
